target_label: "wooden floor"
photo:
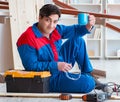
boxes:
[0,59,120,102]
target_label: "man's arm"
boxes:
[17,45,59,73]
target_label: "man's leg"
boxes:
[57,37,110,93]
[52,37,95,93]
[60,37,93,73]
[52,72,95,93]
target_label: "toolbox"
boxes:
[4,70,51,93]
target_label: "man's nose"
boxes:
[50,22,55,28]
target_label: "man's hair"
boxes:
[39,4,61,18]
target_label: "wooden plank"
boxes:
[0,92,120,100]
[16,0,37,34]
[0,1,8,5]
[53,0,120,34]
[0,14,10,24]
[9,0,44,70]
[91,69,106,78]
[0,1,9,9]
[0,5,9,9]
[0,16,6,23]
[96,18,106,25]
[60,8,120,20]
[9,0,23,70]
[53,0,120,20]
[25,0,37,26]
[53,0,76,9]
[0,93,62,98]
[35,0,44,19]
[54,0,105,25]
[106,23,120,33]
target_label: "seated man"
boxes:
[17,4,96,93]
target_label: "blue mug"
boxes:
[78,13,88,25]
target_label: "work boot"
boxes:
[94,78,113,97]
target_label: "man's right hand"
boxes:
[57,62,72,72]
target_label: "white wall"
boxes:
[0,18,13,73]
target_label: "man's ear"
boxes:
[39,16,42,19]
[38,16,43,21]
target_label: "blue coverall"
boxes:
[17,22,95,93]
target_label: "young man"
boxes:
[17,4,96,93]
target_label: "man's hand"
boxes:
[57,62,72,72]
[86,14,96,31]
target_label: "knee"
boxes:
[82,75,95,93]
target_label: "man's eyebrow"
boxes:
[48,16,59,21]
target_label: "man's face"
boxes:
[38,14,59,34]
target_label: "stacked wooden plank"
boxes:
[0,1,9,9]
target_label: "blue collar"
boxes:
[32,22,43,38]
